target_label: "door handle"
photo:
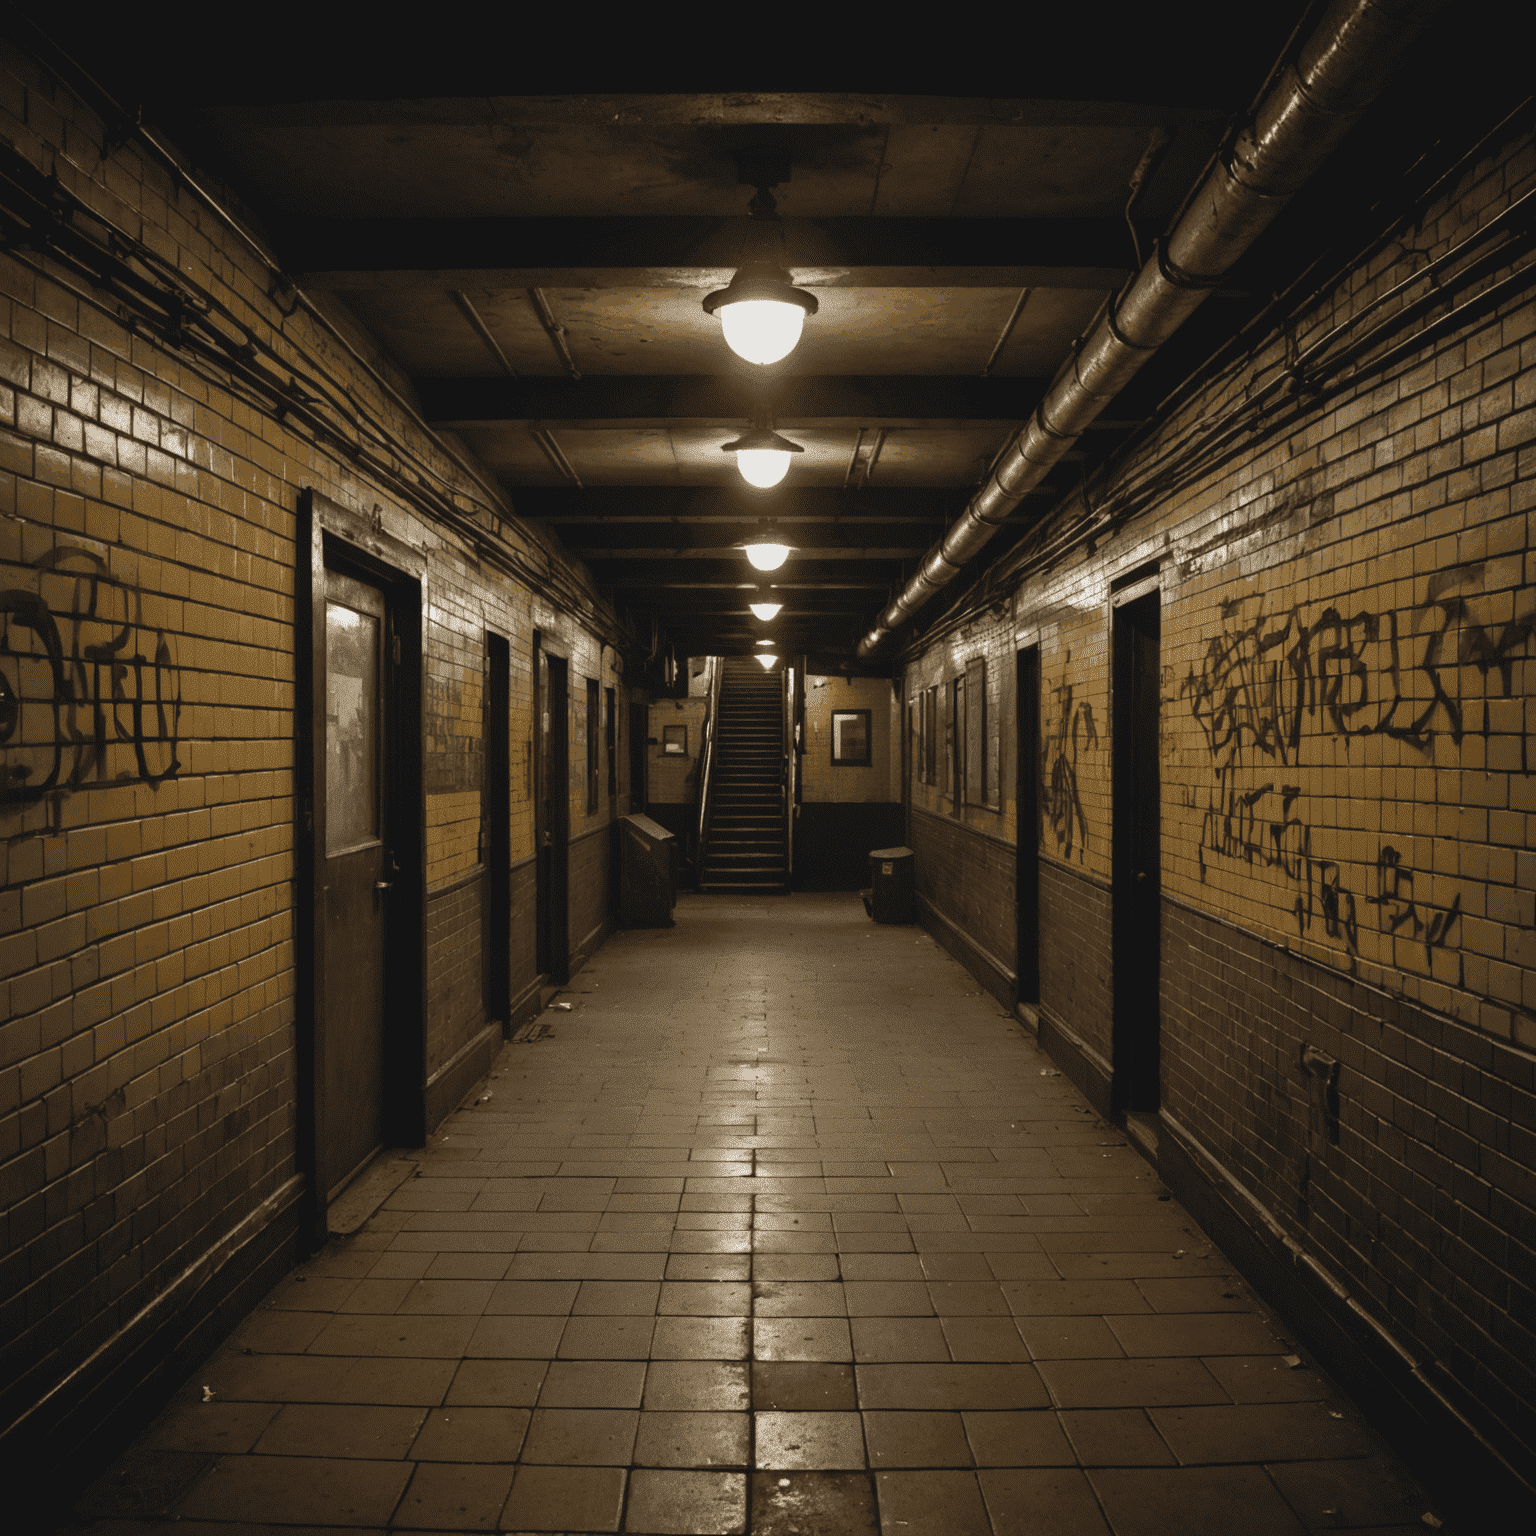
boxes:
[375,880,394,891]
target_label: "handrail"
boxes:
[694,656,724,883]
[783,664,796,883]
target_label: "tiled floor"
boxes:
[65,893,1444,1534]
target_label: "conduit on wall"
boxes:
[856,0,1445,657]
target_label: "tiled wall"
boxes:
[646,699,708,805]
[0,42,634,1466]
[800,674,898,803]
[898,125,1536,1478]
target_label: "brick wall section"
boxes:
[567,827,614,971]
[507,861,539,1014]
[801,675,895,803]
[909,808,1015,990]
[647,699,707,805]
[1039,863,1114,1067]
[0,44,634,1445]
[424,873,486,1081]
[898,123,1536,1471]
[1163,896,1536,1461]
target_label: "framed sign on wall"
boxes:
[830,709,871,766]
[662,725,688,756]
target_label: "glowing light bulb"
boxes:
[749,602,782,620]
[718,300,806,366]
[703,263,818,366]
[756,639,775,647]
[736,448,792,489]
[744,543,791,572]
[756,653,779,670]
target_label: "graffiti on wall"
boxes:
[1182,567,1533,770]
[1181,570,1533,969]
[1042,679,1097,860]
[1,545,181,806]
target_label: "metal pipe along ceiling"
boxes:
[856,0,1445,657]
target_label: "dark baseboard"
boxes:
[509,972,545,1030]
[916,894,1014,1007]
[424,1022,502,1132]
[5,1176,303,1516]
[568,915,614,982]
[1149,1113,1532,1531]
[1035,1005,1115,1122]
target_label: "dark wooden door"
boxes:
[1112,589,1161,1111]
[1016,646,1040,1007]
[542,654,570,982]
[485,633,510,1028]
[321,567,389,1196]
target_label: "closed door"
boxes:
[322,568,388,1196]
[1016,646,1040,1006]
[1112,589,1161,1111]
[485,633,511,1028]
[541,653,570,982]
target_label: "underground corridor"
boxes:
[56,893,1444,1536]
[2,8,1533,1535]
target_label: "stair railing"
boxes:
[782,664,795,884]
[694,656,724,887]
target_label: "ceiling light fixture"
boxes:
[756,639,775,647]
[722,422,803,491]
[702,149,818,367]
[756,653,779,670]
[742,541,792,572]
[749,602,782,621]
[703,263,818,367]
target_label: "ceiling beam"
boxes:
[513,487,980,521]
[292,216,1130,290]
[580,547,924,561]
[225,95,1221,130]
[423,374,1053,425]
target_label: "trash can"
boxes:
[619,814,677,927]
[863,845,915,924]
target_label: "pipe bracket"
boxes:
[1155,236,1225,292]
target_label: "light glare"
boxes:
[719,300,806,366]
[744,542,791,571]
[749,602,782,620]
[736,449,792,489]
[755,653,779,670]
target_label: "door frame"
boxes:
[296,488,426,1245]
[533,634,571,985]
[1015,639,1041,1009]
[485,631,511,1034]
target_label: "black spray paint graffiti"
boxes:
[1042,680,1097,860]
[1,546,181,806]
[1180,573,1533,968]
[1182,567,1535,774]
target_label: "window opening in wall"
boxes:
[948,675,964,812]
[605,686,617,799]
[964,656,989,807]
[830,708,871,766]
[586,677,600,813]
[924,685,938,784]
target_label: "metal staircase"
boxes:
[699,658,787,892]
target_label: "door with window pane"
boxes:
[322,568,389,1197]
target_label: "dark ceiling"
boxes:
[24,5,1508,665]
